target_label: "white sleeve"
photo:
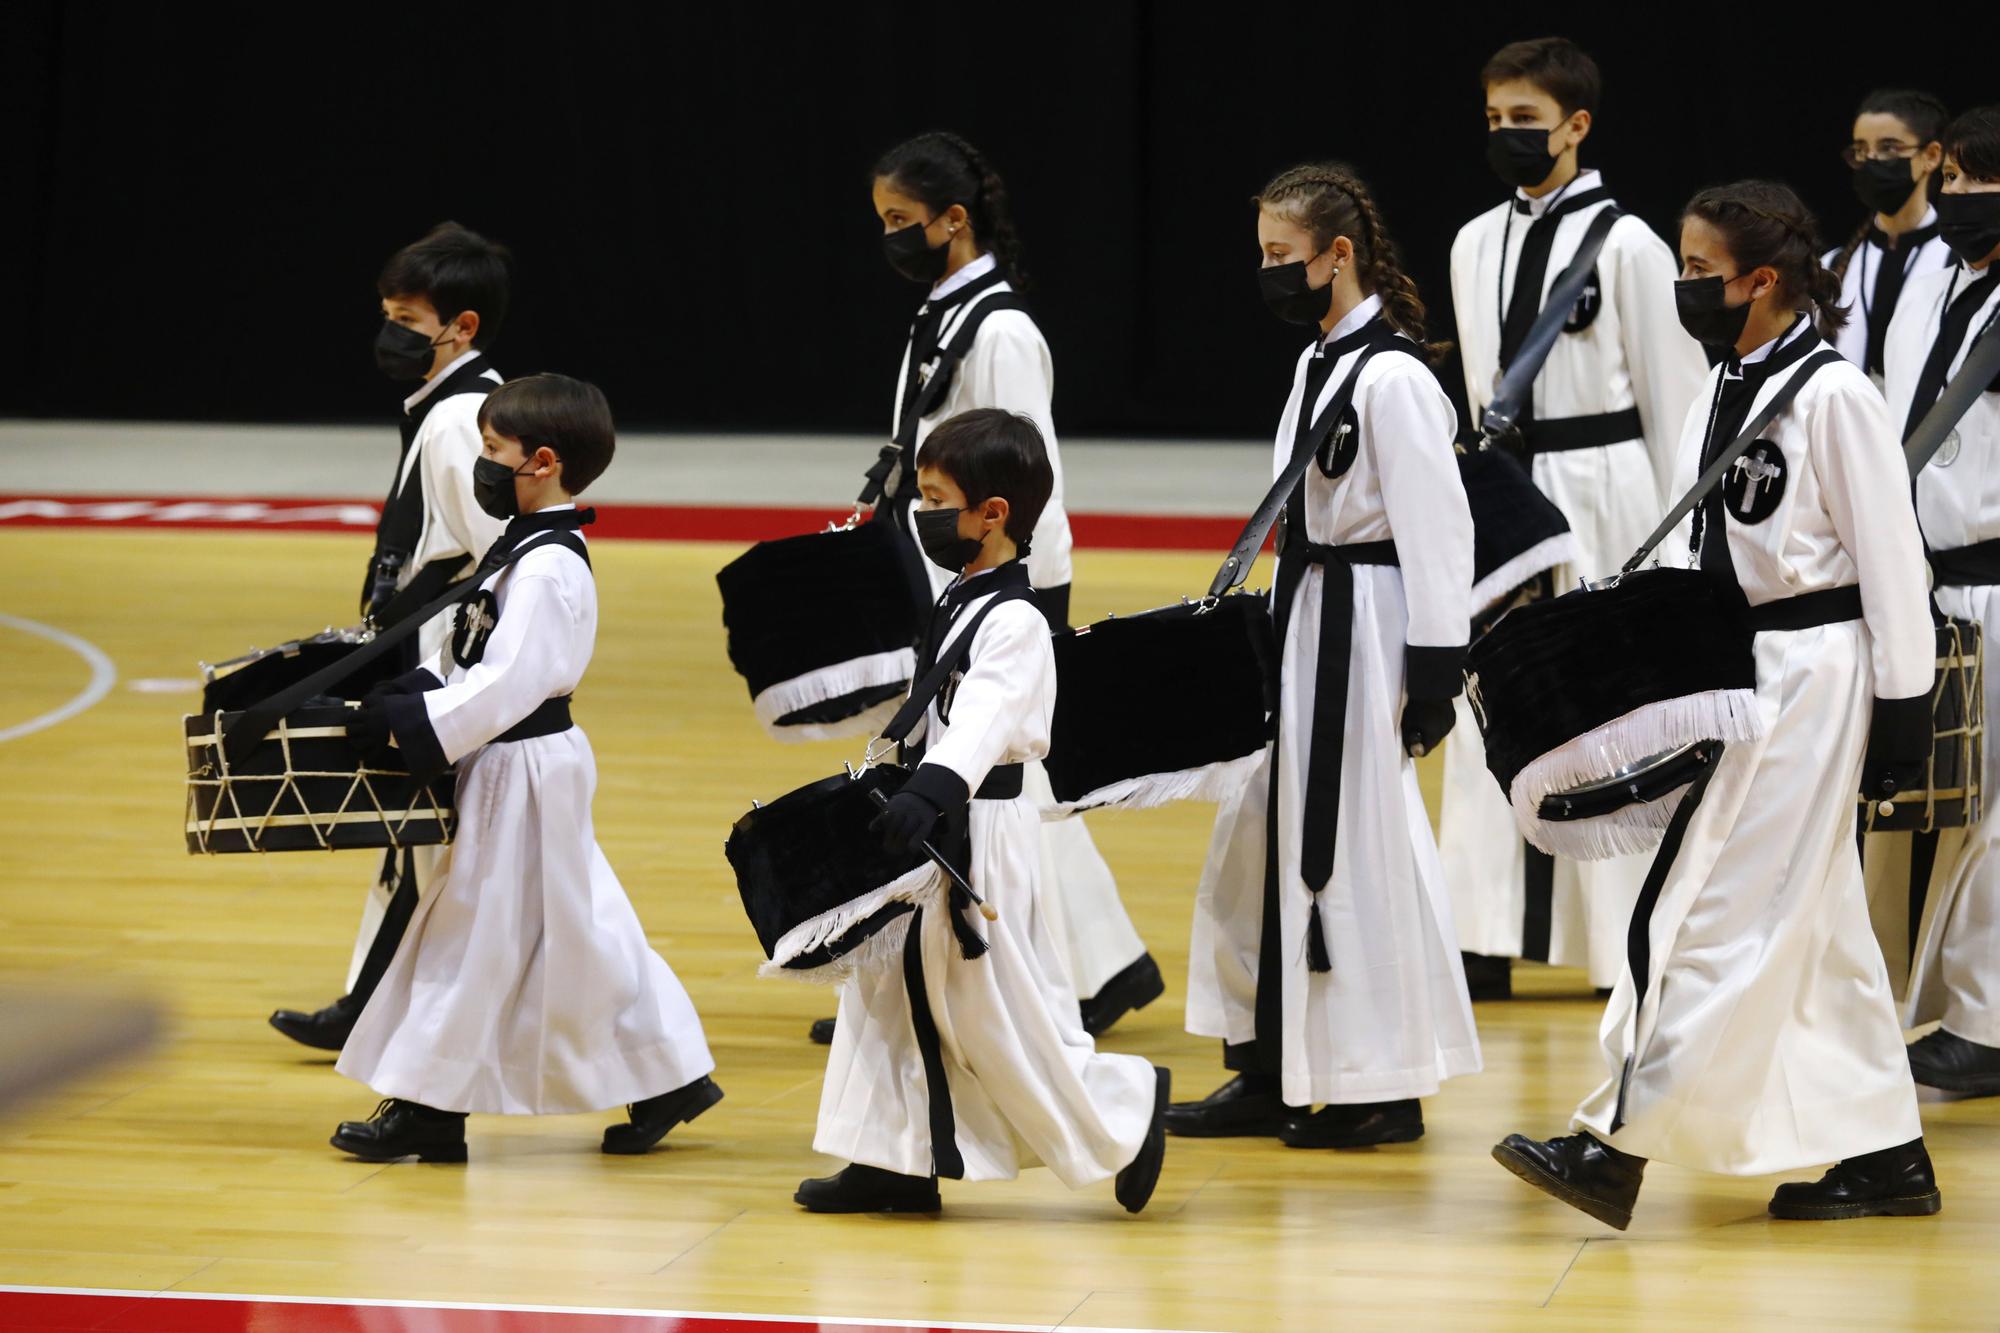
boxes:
[1654,384,1714,571]
[410,397,508,579]
[956,314,1064,561]
[1813,376,1933,700]
[1613,221,1709,503]
[1372,363,1474,656]
[419,573,579,764]
[1448,225,1483,412]
[916,603,1053,794]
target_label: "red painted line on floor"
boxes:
[0,495,1253,554]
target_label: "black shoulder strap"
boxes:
[1482,204,1623,441]
[1621,351,1843,574]
[1906,314,2000,477]
[877,583,1039,746]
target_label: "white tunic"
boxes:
[338,514,716,1114]
[814,570,1155,1184]
[1571,322,1931,1173]
[1823,210,1955,378]
[1441,171,1709,984]
[1882,262,2000,1042]
[1185,298,1482,1106]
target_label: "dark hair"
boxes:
[477,374,616,494]
[1944,104,2000,182]
[1254,162,1448,363]
[873,131,1026,287]
[1480,36,1601,117]
[917,408,1054,544]
[1828,88,1954,305]
[378,222,513,348]
[1683,180,1848,332]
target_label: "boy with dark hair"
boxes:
[331,374,721,1162]
[270,221,513,1052]
[802,407,1168,1215]
[1439,36,1708,1000]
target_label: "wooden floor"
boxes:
[3,526,1999,1331]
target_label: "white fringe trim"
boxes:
[1040,752,1263,818]
[1509,688,1763,861]
[1471,533,1581,616]
[757,862,945,985]
[751,646,915,744]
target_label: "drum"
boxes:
[200,625,400,714]
[1459,445,1580,625]
[726,764,941,981]
[1042,592,1277,816]
[184,704,456,854]
[1863,617,1984,834]
[1464,567,1764,860]
[716,520,923,743]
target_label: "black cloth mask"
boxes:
[914,506,986,572]
[1486,127,1558,190]
[1852,158,1923,216]
[374,320,448,382]
[1937,192,2000,266]
[1258,256,1334,326]
[883,219,953,285]
[1674,275,1753,349]
[473,455,536,521]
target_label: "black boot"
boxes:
[794,1163,940,1214]
[1492,1131,1646,1231]
[809,1017,836,1045]
[1280,1098,1423,1149]
[602,1075,725,1155]
[1462,952,1513,1002]
[1079,953,1167,1038]
[1907,1029,2000,1096]
[1163,1073,1290,1138]
[1768,1138,1941,1220]
[1114,1066,1170,1213]
[270,993,362,1052]
[330,1099,467,1163]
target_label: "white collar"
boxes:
[1875,204,1941,242]
[404,348,483,413]
[931,252,998,303]
[1323,293,1384,346]
[1739,314,1810,368]
[1516,168,1602,219]
[533,502,577,514]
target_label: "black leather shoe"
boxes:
[1492,1131,1645,1231]
[1769,1138,1942,1220]
[1115,1066,1170,1213]
[1908,1028,2000,1096]
[794,1163,940,1214]
[330,1099,467,1163]
[1079,953,1167,1038]
[1163,1073,1290,1138]
[809,1017,836,1045]
[270,993,361,1051]
[1462,952,1513,1002]
[1280,1098,1423,1149]
[602,1075,725,1154]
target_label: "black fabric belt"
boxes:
[974,763,1024,801]
[1931,539,2000,589]
[495,695,573,742]
[1524,406,1643,454]
[1745,585,1863,632]
[1290,538,1401,566]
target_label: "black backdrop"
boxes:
[2,5,1990,438]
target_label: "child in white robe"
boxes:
[802,407,1167,1214]
[331,374,720,1162]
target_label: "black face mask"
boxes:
[1258,255,1334,326]
[1852,158,1922,217]
[374,320,450,382]
[1674,275,1754,349]
[1937,191,2000,266]
[883,218,952,285]
[473,454,537,521]
[913,506,986,572]
[1486,126,1558,190]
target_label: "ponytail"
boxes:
[872,131,1028,288]
[1683,180,1849,332]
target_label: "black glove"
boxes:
[1401,698,1457,758]
[346,696,397,765]
[870,790,941,856]
[364,668,443,705]
[1862,694,1930,802]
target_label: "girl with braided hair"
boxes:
[1168,161,1481,1148]
[1496,180,1940,1229]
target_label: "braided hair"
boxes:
[1824,88,1951,336]
[873,131,1027,287]
[1685,180,1848,332]
[1254,161,1448,362]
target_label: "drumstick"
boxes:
[865,786,1000,921]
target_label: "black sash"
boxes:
[1484,191,1621,446]
[366,356,499,625]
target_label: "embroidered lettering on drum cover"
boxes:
[1723,440,1787,524]
[1316,410,1360,478]
[452,590,499,667]
[1563,268,1603,333]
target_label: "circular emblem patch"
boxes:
[1563,267,1603,333]
[1316,405,1361,478]
[1723,440,1788,524]
[451,590,499,667]
[1932,429,1963,469]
